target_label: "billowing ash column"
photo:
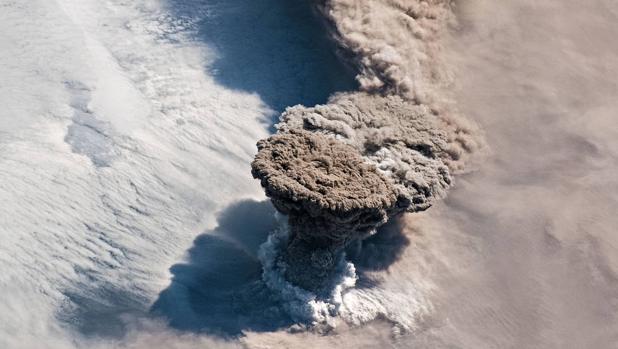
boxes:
[252,130,397,290]
[250,0,484,295]
[251,93,467,291]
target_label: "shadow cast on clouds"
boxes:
[58,0,357,339]
[57,201,412,339]
[349,217,411,272]
[152,200,413,337]
[347,216,411,289]
[167,0,356,117]
[151,200,294,337]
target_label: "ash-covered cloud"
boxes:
[252,0,483,301]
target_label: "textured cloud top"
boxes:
[252,130,397,239]
[278,93,453,213]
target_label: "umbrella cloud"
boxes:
[251,0,484,314]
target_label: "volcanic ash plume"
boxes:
[252,130,398,290]
[252,0,483,304]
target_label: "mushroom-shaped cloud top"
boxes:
[252,130,398,244]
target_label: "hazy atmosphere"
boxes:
[1,0,616,348]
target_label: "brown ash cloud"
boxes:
[251,0,483,294]
[252,130,397,290]
[278,92,455,213]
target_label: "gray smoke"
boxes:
[252,0,483,293]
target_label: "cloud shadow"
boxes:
[347,216,411,288]
[166,0,357,122]
[151,199,294,338]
